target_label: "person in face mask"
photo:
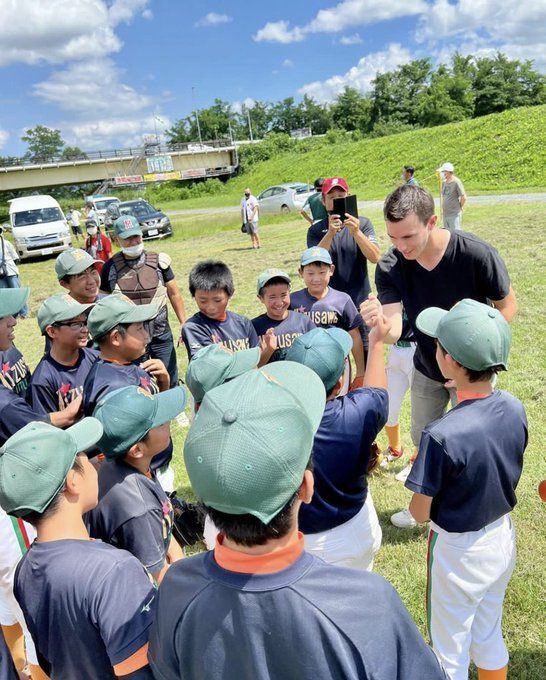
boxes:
[84,219,113,275]
[100,215,186,399]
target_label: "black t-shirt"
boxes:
[375,232,511,382]
[307,216,377,307]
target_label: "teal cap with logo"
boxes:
[185,344,260,403]
[184,361,326,524]
[300,246,332,267]
[113,215,142,239]
[256,268,291,295]
[286,327,353,391]
[93,385,187,458]
[37,293,94,334]
[417,299,511,371]
[87,294,158,339]
[55,248,98,280]
[0,288,30,319]
[0,419,103,517]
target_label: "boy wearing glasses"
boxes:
[28,294,99,415]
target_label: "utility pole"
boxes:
[246,106,254,142]
[192,86,203,144]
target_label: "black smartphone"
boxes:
[332,194,358,222]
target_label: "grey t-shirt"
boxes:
[441,178,465,217]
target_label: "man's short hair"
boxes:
[384,185,435,225]
[403,165,415,176]
[189,260,235,297]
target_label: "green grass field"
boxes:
[11,201,546,678]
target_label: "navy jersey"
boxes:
[149,549,445,680]
[376,233,511,382]
[0,345,31,396]
[82,359,172,469]
[14,539,155,680]
[251,311,316,363]
[290,287,362,331]
[307,216,378,307]
[406,391,528,533]
[28,348,99,415]
[0,385,49,447]
[182,310,259,360]
[300,388,388,534]
[87,460,174,574]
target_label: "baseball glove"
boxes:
[170,493,205,547]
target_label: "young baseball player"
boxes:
[55,248,101,305]
[181,260,258,360]
[286,324,388,570]
[406,299,527,680]
[290,247,365,389]
[0,420,156,680]
[0,289,81,447]
[87,385,187,582]
[148,362,445,680]
[0,344,30,397]
[83,295,175,487]
[252,268,315,364]
[28,294,98,415]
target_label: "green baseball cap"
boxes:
[185,344,260,403]
[113,215,142,239]
[417,299,511,371]
[256,268,291,295]
[184,361,326,524]
[286,327,353,391]
[93,385,187,458]
[87,294,158,339]
[37,293,94,334]
[0,418,103,518]
[300,246,332,267]
[55,248,98,280]
[0,288,30,319]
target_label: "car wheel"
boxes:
[281,205,290,214]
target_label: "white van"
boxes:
[85,195,120,224]
[9,195,71,260]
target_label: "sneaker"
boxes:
[395,462,413,482]
[390,508,418,528]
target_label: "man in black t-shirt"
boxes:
[360,185,516,528]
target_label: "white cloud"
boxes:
[282,59,294,68]
[299,43,412,102]
[0,127,9,151]
[254,0,426,43]
[142,8,153,20]
[231,98,256,114]
[340,33,363,45]
[109,0,149,25]
[62,114,172,150]
[195,12,232,28]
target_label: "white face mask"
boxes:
[122,243,144,258]
[86,227,98,236]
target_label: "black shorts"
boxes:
[71,225,83,235]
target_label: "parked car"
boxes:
[8,195,71,260]
[257,183,314,215]
[117,199,172,239]
[85,195,120,224]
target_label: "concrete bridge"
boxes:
[0,140,238,192]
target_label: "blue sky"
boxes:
[0,0,544,156]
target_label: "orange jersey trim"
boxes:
[113,643,149,676]
[214,531,304,574]
[456,390,491,403]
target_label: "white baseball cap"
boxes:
[438,162,454,172]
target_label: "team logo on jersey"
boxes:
[139,376,151,390]
[211,333,221,344]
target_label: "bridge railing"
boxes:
[0,139,235,169]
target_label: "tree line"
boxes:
[167,53,544,143]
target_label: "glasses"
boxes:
[53,320,88,331]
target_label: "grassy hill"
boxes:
[158,105,546,211]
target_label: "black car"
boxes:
[117,199,173,239]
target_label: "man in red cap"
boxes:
[307,177,380,376]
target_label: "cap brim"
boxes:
[150,387,187,428]
[116,227,142,238]
[259,361,325,431]
[121,302,159,323]
[300,256,332,266]
[54,301,95,324]
[416,307,448,338]
[224,346,261,381]
[67,257,100,276]
[0,288,30,318]
[258,274,291,293]
[66,417,104,453]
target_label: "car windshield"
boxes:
[290,184,311,194]
[120,202,153,217]
[95,199,119,211]
[13,207,63,226]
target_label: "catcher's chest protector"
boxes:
[112,252,165,305]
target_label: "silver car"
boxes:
[257,183,313,215]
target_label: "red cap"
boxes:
[321,177,349,195]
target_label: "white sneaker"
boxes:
[395,462,413,482]
[390,508,418,528]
